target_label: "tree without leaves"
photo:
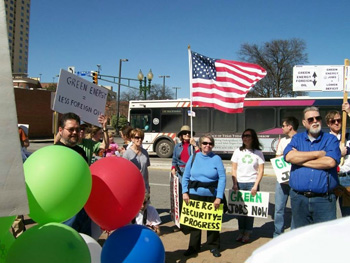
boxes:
[238,38,308,98]
[120,84,174,101]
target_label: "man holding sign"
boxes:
[273,117,298,237]
[284,107,341,229]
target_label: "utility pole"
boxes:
[172,87,181,99]
[159,75,170,99]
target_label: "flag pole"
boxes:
[188,45,194,154]
[341,59,349,165]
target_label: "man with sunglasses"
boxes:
[284,106,341,228]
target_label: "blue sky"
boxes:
[28,0,350,99]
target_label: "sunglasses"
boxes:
[133,136,143,140]
[330,118,341,124]
[64,127,80,133]
[306,116,322,124]
[242,134,252,138]
[202,142,213,146]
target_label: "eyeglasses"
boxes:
[330,118,341,124]
[64,127,80,133]
[306,116,322,124]
[133,136,143,140]
[183,132,191,136]
[242,134,252,138]
[202,142,213,146]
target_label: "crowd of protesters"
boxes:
[16,102,350,259]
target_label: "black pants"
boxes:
[187,194,220,251]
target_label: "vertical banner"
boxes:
[180,200,223,231]
[227,190,269,218]
[169,174,180,227]
[0,0,29,216]
[270,156,291,183]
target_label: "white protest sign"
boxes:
[169,173,180,228]
[0,1,29,216]
[53,69,108,126]
[270,156,291,183]
[293,65,343,92]
[227,190,269,218]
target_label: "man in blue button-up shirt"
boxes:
[284,106,341,229]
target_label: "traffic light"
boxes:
[92,71,98,84]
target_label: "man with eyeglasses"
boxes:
[284,106,341,228]
[55,112,91,235]
[55,112,88,163]
[273,116,298,237]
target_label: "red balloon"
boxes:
[84,157,145,231]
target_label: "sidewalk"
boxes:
[157,221,272,263]
[97,211,275,263]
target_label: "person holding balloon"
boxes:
[55,112,91,235]
[123,128,151,193]
[182,134,226,258]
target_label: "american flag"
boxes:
[190,51,267,113]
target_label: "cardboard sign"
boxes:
[180,200,223,231]
[293,65,344,92]
[227,190,269,218]
[270,156,291,183]
[53,69,108,126]
[169,173,180,228]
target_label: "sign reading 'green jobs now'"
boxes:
[227,190,269,218]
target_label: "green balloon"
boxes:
[0,216,15,240]
[0,231,15,263]
[24,145,92,224]
[6,223,91,263]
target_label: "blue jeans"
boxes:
[339,175,350,217]
[273,182,294,237]
[290,189,336,229]
[237,182,255,234]
[63,209,91,236]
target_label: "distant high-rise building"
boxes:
[4,0,31,77]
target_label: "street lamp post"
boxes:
[138,69,153,100]
[116,59,128,132]
[172,87,181,99]
[159,75,170,99]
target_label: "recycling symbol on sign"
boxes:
[242,154,253,164]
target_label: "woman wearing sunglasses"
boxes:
[231,128,265,243]
[182,134,226,258]
[123,128,151,193]
[171,125,199,229]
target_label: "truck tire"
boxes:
[155,139,174,158]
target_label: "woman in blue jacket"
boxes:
[182,134,226,258]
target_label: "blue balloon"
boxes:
[101,225,165,263]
